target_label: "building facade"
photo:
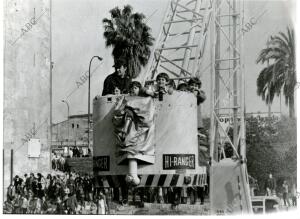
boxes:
[4,0,51,189]
[52,114,93,157]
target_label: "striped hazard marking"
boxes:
[94,174,207,188]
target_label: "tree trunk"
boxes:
[289,95,295,118]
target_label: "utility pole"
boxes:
[10,149,13,184]
[50,0,53,170]
[3,149,5,201]
[88,56,102,149]
[62,100,70,153]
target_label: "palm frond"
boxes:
[256,26,295,117]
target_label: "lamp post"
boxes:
[62,100,70,153]
[88,56,102,149]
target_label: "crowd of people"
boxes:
[4,172,107,214]
[51,147,92,171]
[4,172,208,214]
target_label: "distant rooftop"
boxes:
[69,113,92,119]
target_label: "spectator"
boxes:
[198,186,205,205]
[97,191,107,215]
[291,183,297,206]
[79,147,83,158]
[3,200,14,214]
[65,193,78,214]
[41,196,49,214]
[31,177,38,197]
[25,173,35,192]
[83,174,93,201]
[282,180,290,207]
[265,173,276,196]
[37,173,46,198]
[12,193,22,214]
[7,184,16,201]
[27,192,36,214]
[55,197,65,214]
[14,175,23,195]
[20,194,29,214]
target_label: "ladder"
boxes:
[142,0,212,84]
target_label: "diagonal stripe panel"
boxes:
[170,174,180,186]
[145,175,155,186]
[163,174,173,187]
[157,174,167,187]
[151,175,160,187]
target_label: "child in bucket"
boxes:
[129,81,142,96]
[187,77,206,105]
[144,73,171,100]
[113,86,122,95]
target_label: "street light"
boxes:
[88,56,103,149]
[62,100,70,153]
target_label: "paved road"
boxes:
[109,202,210,215]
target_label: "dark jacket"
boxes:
[265,177,276,190]
[102,72,131,96]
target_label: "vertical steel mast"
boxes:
[209,0,251,214]
[209,0,246,164]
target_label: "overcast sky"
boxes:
[52,0,294,123]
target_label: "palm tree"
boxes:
[102,5,154,79]
[256,27,295,118]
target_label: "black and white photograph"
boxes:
[1,0,298,216]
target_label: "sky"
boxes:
[52,0,295,123]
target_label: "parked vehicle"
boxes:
[251,196,280,214]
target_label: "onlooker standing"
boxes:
[290,183,297,206]
[282,180,290,207]
[14,175,23,195]
[7,184,16,201]
[265,173,276,196]
[21,194,28,214]
[65,193,78,214]
[97,191,107,215]
[12,193,22,214]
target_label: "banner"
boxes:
[112,96,155,164]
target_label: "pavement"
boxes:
[108,201,210,215]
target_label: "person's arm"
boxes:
[197,90,206,104]
[102,76,111,96]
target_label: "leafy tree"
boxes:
[256,27,295,117]
[280,146,297,177]
[102,5,155,78]
[246,116,282,194]
[245,115,297,194]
